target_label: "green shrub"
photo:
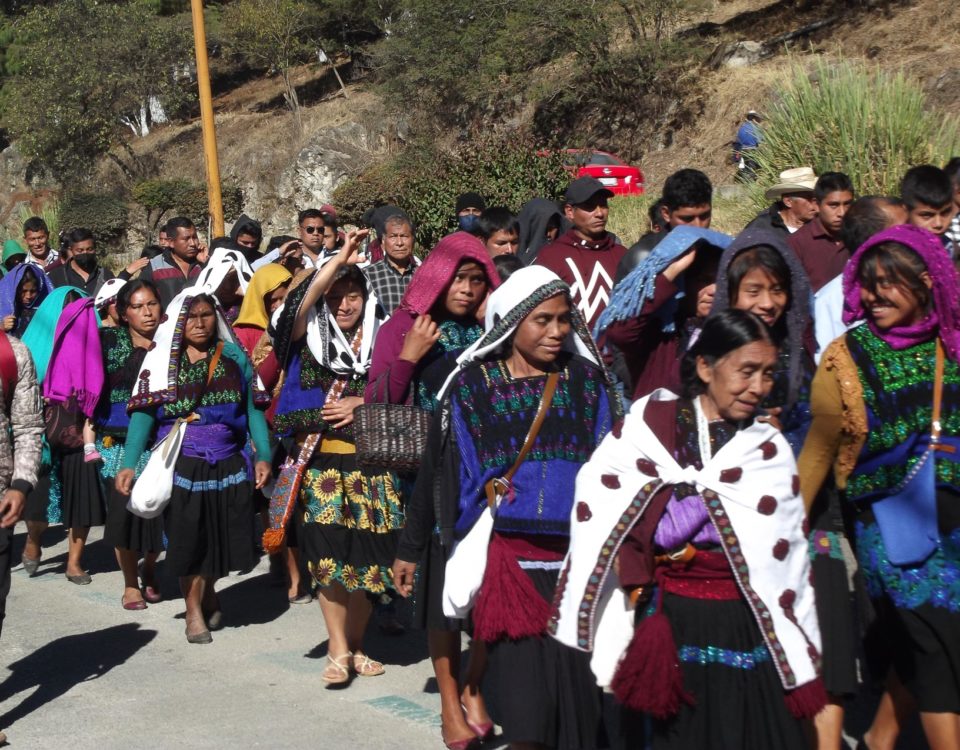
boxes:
[334,132,570,250]
[749,59,960,211]
[58,192,128,251]
[132,178,244,235]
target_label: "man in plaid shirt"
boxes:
[364,212,420,315]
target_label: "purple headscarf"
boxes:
[842,224,960,362]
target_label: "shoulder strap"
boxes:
[0,332,19,410]
[932,338,945,442]
[206,342,224,388]
[485,371,560,507]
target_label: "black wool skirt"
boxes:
[486,567,607,750]
[412,533,465,632]
[104,484,164,554]
[59,451,106,528]
[163,454,254,579]
[23,469,52,523]
[647,594,807,750]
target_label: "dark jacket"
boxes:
[744,204,791,235]
[138,249,200,309]
[48,263,116,297]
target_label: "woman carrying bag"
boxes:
[394,266,619,749]
[116,290,271,644]
[798,225,960,749]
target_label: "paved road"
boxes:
[0,525,496,750]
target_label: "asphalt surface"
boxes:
[0,524,497,750]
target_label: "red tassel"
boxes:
[611,611,694,719]
[783,678,828,719]
[473,537,550,642]
[262,527,286,556]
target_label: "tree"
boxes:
[221,0,326,133]
[0,0,193,182]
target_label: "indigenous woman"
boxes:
[799,225,960,749]
[116,290,271,643]
[97,280,163,607]
[553,310,824,750]
[271,231,397,683]
[369,232,498,747]
[20,287,97,582]
[597,226,732,402]
[0,263,52,338]
[711,227,815,452]
[194,244,254,325]
[396,266,619,750]
[233,263,292,358]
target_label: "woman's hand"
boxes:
[339,229,369,265]
[115,468,136,496]
[124,257,150,276]
[696,283,716,318]
[1,315,14,332]
[663,248,697,282]
[321,396,363,429]
[254,460,272,489]
[392,559,417,598]
[399,314,440,364]
[756,406,782,430]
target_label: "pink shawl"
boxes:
[43,297,103,418]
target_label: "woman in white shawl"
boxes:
[270,231,398,686]
[551,309,825,749]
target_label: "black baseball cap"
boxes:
[564,176,614,206]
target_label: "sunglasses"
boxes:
[302,225,323,234]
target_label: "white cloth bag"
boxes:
[441,501,497,619]
[127,417,190,519]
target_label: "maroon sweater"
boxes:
[535,229,626,330]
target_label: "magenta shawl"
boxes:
[398,231,499,315]
[43,297,104,418]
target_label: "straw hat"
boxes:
[764,167,818,201]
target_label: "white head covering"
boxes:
[193,247,253,297]
[437,265,602,399]
[94,277,127,309]
[129,288,243,410]
[303,265,387,378]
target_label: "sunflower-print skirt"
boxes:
[297,440,403,595]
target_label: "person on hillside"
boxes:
[363,212,421,316]
[788,171,856,293]
[616,169,714,281]
[475,207,520,258]
[516,197,563,265]
[22,217,59,270]
[733,109,763,179]
[900,164,958,258]
[229,214,264,264]
[0,316,43,747]
[455,192,486,234]
[48,228,119,297]
[598,226,732,401]
[746,167,819,235]
[535,176,626,330]
[0,264,52,339]
[139,216,203,308]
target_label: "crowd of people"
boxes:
[0,157,958,750]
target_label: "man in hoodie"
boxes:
[229,214,264,264]
[534,176,626,329]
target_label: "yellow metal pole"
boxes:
[189,0,224,237]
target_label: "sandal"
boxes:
[322,652,352,685]
[352,651,385,677]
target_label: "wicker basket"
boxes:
[354,402,432,473]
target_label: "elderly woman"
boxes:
[271,230,402,684]
[116,290,271,643]
[395,265,619,750]
[799,225,960,750]
[553,309,824,749]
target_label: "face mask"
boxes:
[458,215,479,233]
[75,253,98,273]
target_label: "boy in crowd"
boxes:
[616,168,712,281]
[942,157,960,249]
[475,207,520,258]
[900,164,957,256]
[788,172,856,292]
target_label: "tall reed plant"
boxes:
[749,59,960,210]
